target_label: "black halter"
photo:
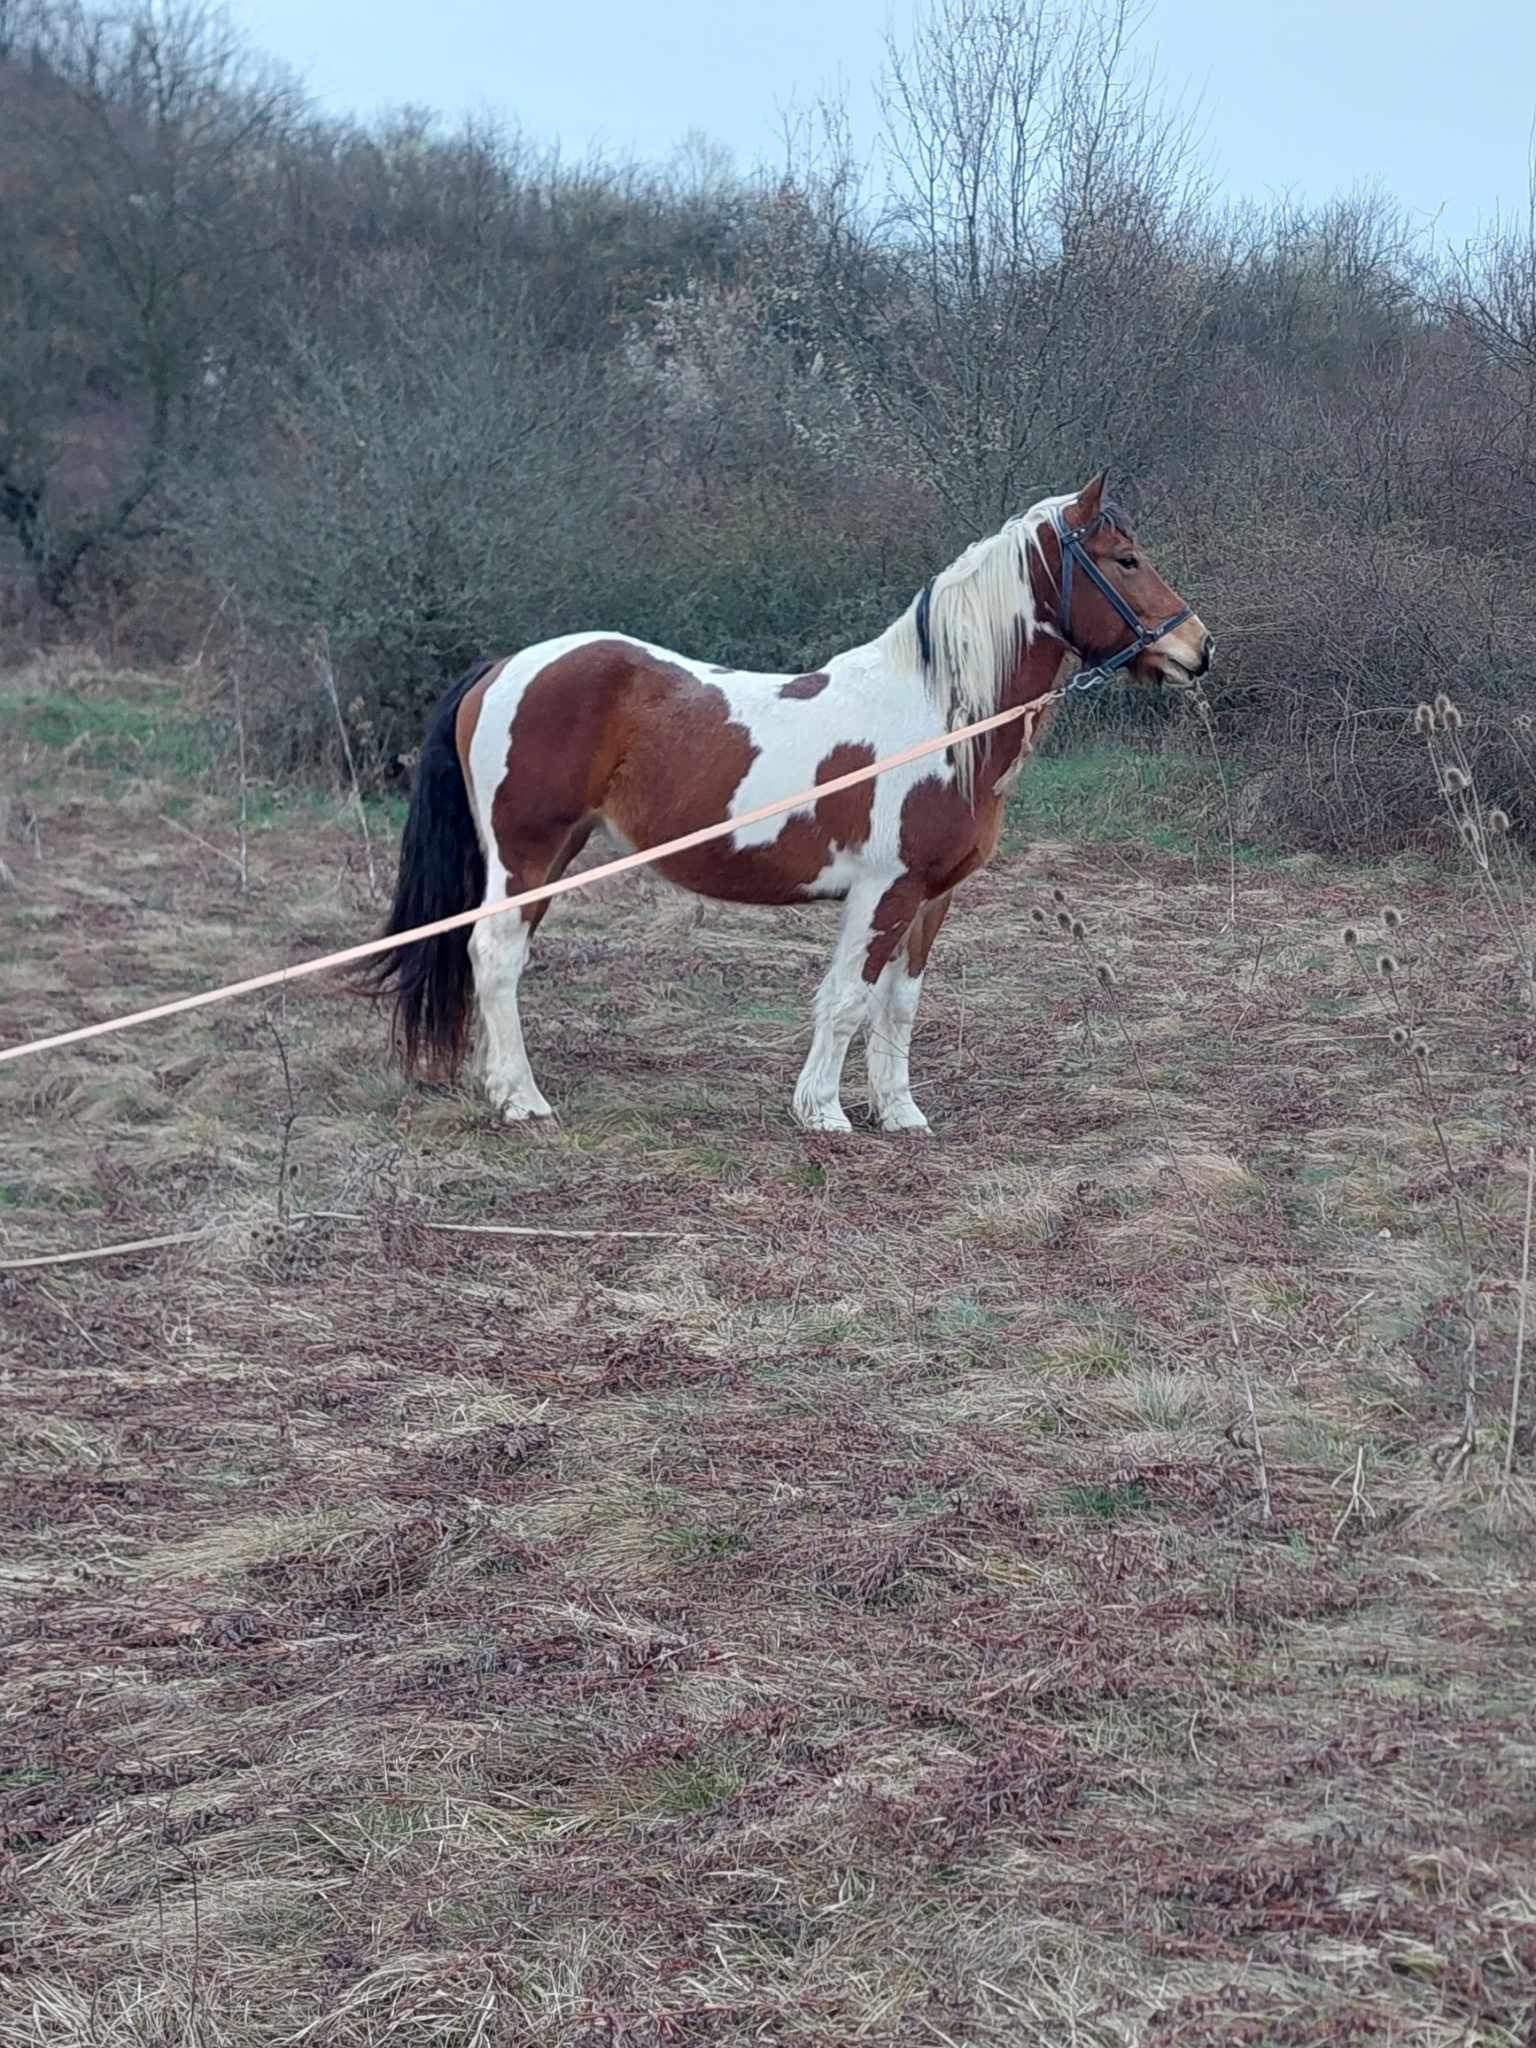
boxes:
[912,507,1191,688]
[1050,506,1191,682]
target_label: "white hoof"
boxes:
[793,1097,853,1134]
[877,1097,930,1134]
[488,1085,555,1123]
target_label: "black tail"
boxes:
[363,659,495,1078]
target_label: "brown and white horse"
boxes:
[367,473,1211,1131]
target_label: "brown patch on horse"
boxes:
[779,671,830,700]
[862,875,927,983]
[486,642,660,897]
[518,817,597,929]
[861,791,995,982]
[490,639,872,907]
[806,744,876,845]
[897,636,1062,896]
[905,891,954,977]
[897,777,986,897]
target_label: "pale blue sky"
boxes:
[231,0,1532,244]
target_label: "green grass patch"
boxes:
[1046,1334,1134,1377]
[666,1522,752,1564]
[631,1757,746,1817]
[244,786,409,832]
[1003,745,1203,848]
[677,1141,747,1182]
[8,691,212,778]
[1058,1479,1152,1521]
[1003,742,1279,860]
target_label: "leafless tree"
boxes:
[0,0,299,606]
[807,0,1212,530]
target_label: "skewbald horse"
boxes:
[368,473,1211,1132]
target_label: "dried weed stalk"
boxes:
[1043,896,1272,1523]
[1344,910,1480,1473]
[315,627,379,898]
[1188,681,1239,928]
[1336,699,1536,1480]
[266,1015,302,1229]
[1418,694,1534,1011]
[1507,1145,1535,1506]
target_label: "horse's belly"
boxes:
[648,838,856,906]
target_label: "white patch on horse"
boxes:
[705,650,946,907]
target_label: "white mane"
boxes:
[882,493,1074,797]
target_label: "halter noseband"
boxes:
[912,508,1192,692]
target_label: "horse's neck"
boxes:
[952,630,1070,811]
[1003,632,1071,712]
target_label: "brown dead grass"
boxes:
[2,662,1535,2046]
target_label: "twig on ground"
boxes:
[0,1229,211,1270]
[298,1210,685,1241]
[1331,1445,1368,1543]
[1504,1144,1535,1503]
[157,812,247,879]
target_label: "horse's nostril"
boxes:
[1199,633,1216,674]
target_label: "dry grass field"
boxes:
[3,656,1534,2047]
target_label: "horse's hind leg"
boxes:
[470,903,547,1122]
[471,822,593,1123]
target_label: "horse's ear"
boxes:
[1066,471,1107,528]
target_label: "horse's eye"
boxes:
[1118,555,1138,571]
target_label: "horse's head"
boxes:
[1037,473,1213,688]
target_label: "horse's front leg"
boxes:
[865,889,954,1133]
[793,875,924,1133]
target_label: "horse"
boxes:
[365,472,1211,1132]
